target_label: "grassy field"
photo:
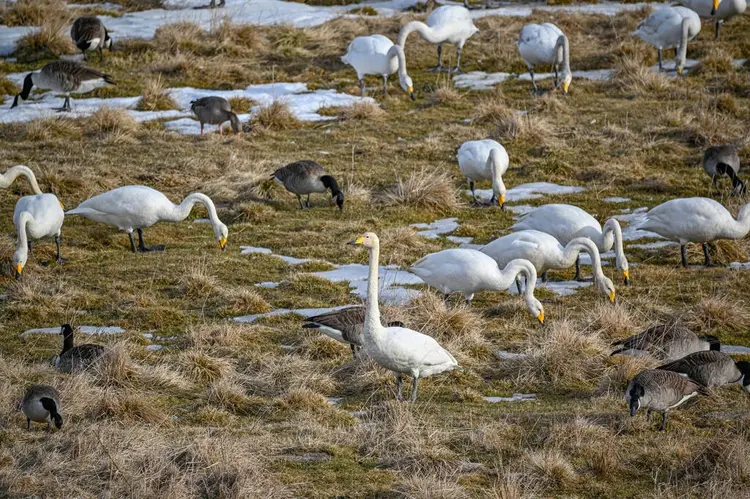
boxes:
[0,1,749,497]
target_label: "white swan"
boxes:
[639,197,750,267]
[0,165,43,196]
[632,6,701,74]
[348,232,460,402]
[341,35,414,100]
[480,230,616,302]
[679,0,746,39]
[397,6,479,74]
[511,204,630,285]
[457,139,509,208]
[410,248,544,323]
[517,23,572,94]
[66,185,228,253]
[13,194,66,278]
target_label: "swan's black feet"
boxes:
[450,66,464,75]
[427,65,447,73]
[139,244,166,252]
[56,257,68,265]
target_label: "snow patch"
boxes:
[469,182,585,204]
[20,325,125,339]
[603,196,631,203]
[507,278,593,297]
[628,241,678,250]
[495,350,529,360]
[240,245,312,265]
[314,264,423,305]
[729,262,750,270]
[722,345,750,354]
[613,207,664,241]
[411,218,459,239]
[234,305,353,323]
[484,393,537,403]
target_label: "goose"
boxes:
[410,249,545,323]
[517,23,572,94]
[190,96,241,136]
[611,323,720,361]
[480,230,616,302]
[66,185,228,253]
[55,324,107,373]
[70,16,113,62]
[679,0,746,39]
[348,232,460,402]
[632,6,701,74]
[272,160,344,211]
[457,139,509,208]
[341,35,415,99]
[13,193,65,279]
[0,165,43,195]
[639,198,750,267]
[22,385,62,432]
[703,145,745,196]
[397,5,479,74]
[658,350,750,392]
[625,369,705,431]
[511,204,630,285]
[302,306,404,357]
[11,61,115,112]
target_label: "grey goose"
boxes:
[625,369,705,431]
[658,350,750,392]
[55,324,106,373]
[611,323,719,361]
[190,96,241,136]
[22,385,62,432]
[703,145,745,195]
[12,61,115,112]
[272,160,344,211]
[70,16,113,62]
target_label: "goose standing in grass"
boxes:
[658,351,750,392]
[13,193,65,279]
[704,145,745,195]
[11,61,115,112]
[272,160,344,211]
[410,249,545,323]
[22,385,62,432]
[480,231,616,302]
[348,232,460,402]
[397,5,479,74]
[611,323,720,361]
[341,35,415,99]
[625,369,704,431]
[511,204,630,285]
[517,23,572,94]
[679,0,746,39]
[66,186,228,253]
[632,6,701,74]
[190,96,241,136]
[457,139,509,208]
[0,165,43,195]
[55,324,106,373]
[639,198,750,267]
[70,16,113,62]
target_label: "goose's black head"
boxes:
[60,324,73,337]
[40,397,63,429]
[736,361,750,395]
[53,412,63,429]
[321,175,344,211]
[702,335,721,351]
[11,73,34,109]
[628,384,644,416]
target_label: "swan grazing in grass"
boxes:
[632,6,700,74]
[397,5,479,74]
[679,0,746,39]
[639,197,750,267]
[481,230,616,302]
[457,139,509,208]
[517,23,572,94]
[348,232,460,402]
[66,186,228,253]
[0,165,43,195]
[511,204,630,285]
[13,193,66,279]
[410,248,545,323]
[341,35,414,99]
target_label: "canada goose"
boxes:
[302,306,405,357]
[190,96,241,136]
[11,61,115,112]
[70,16,113,62]
[0,165,43,195]
[55,324,106,373]
[703,145,745,196]
[511,204,630,285]
[272,160,344,211]
[348,232,460,402]
[632,6,700,74]
[397,6,479,74]
[658,350,750,393]
[481,230,616,302]
[341,35,414,99]
[410,249,545,323]
[611,323,720,361]
[625,369,704,431]
[193,0,225,8]
[457,139,509,208]
[13,193,65,279]
[22,385,62,432]
[66,186,228,253]
[517,23,572,94]
[639,198,750,267]
[679,0,746,39]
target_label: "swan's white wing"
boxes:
[384,326,457,368]
[511,239,540,250]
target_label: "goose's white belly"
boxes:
[24,400,51,422]
[71,78,108,94]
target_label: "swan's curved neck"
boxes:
[678,19,690,69]
[486,149,505,196]
[731,203,750,238]
[15,212,32,259]
[563,238,604,281]
[398,21,441,47]
[387,44,409,82]
[496,259,537,293]
[557,35,571,73]
[365,243,384,338]
[602,219,627,272]
[0,165,42,195]
[170,192,220,228]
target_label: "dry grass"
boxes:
[523,450,578,487]
[377,168,459,210]
[251,100,301,130]
[0,0,67,26]
[136,77,179,111]
[690,295,750,332]
[84,107,139,142]
[336,101,386,121]
[611,56,672,95]
[427,83,462,107]
[15,16,75,62]
[177,350,234,384]
[395,472,469,499]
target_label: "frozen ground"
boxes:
[20,325,125,339]
[469,182,585,204]
[234,305,353,323]
[410,218,459,239]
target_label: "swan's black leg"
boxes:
[554,65,559,88]
[410,377,419,402]
[428,45,443,72]
[657,49,663,72]
[27,241,32,255]
[541,271,549,283]
[451,46,464,74]
[128,232,137,253]
[396,375,404,401]
[703,243,713,267]
[382,75,388,96]
[27,418,30,430]
[681,245,688,267]
[138,228,165,252]
[715,20,721,40]
[470,180,481,206]
[574,255,582,281]
[358,79,366,97]
[55,234,67,264]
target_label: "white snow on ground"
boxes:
[241,245,313,265]
[484,393,536,403]
[314,263,424,305]
[506,204,533,220]
[447,235,473,245]
[410,218,459,239]
[469,182,585,204]
[722,345,750,354]
[507,277,592,297]
[454,69,612,90]
[628,241,677,250]
[603,196,631,203]
[20,325,125,339]
[613,207,664,241]
[234,305,353,323]
[495,350,528,360]
[729,262,750,270]
[69,2,123,10]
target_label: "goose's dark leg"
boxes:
[128,232,137,253]
[657,49,663,72]
[98,46,104,62]
[305,194,311,208]
[703,243,712,267]
[574,255,582,281]
[541,271,549,283]
[396,375,404,401]
[681,245,688,267]
[46,422,51,433]
[410,377,419,402]
[137,228,165,252]
[200,123,204,135]
[27,418,31,430]
[55,234,66,264]
[296,194,304,209]
[451,46,464,74]
[350,344,356,358]
[428,44,443,72]
[659,411,668,431]
[359,79,366,97]
[715,20,721,40]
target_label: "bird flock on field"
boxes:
[6,1,750,432]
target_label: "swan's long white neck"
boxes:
[557,35,571,73]
[0,165,42,195]
[602,218,627,272]
[168,192,220,229]
[365,242,385,340]
[15,212,33,264]
[487,149,506,198]
[398,21,442,47]
[495,259,538,298]
[678,19,690,70]
[563,238,605,282]
[387,44,409,82]
[728,202,750,239]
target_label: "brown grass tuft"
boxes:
[251,100,301,130]
[206,379,260,415]
[0,0,67,27]
[523,450,578,487]
[90,342,139,387]
[91,390,169,424]
[177,350,234,384]
[611,56,672,95]
[336,101,386,121]
[85,107,139,142]
[395,472,469,499]
[690,295,750,332]
[427,84,462,107]
[690,51,734,76]
[15,16,75,62]
[136,77,178,111]
[473,96,513,125]
[378,168,459,210]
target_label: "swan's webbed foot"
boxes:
[137,229,166,252]
[427,65,446,73]
[449,66,464,75]
[541,271,549,283]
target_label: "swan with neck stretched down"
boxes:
[348,232,459,402]
[66,185,228,253]
[517,23,572,94]
[13,193,65,279]
[632,6,700,74]
[511,204,630,286]
[480,230,616,302]
[457,139,508,208]
[341,35,414,99]
[1,165,43,195]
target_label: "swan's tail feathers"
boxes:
[340,54,350,64]
[65,206,97,217]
